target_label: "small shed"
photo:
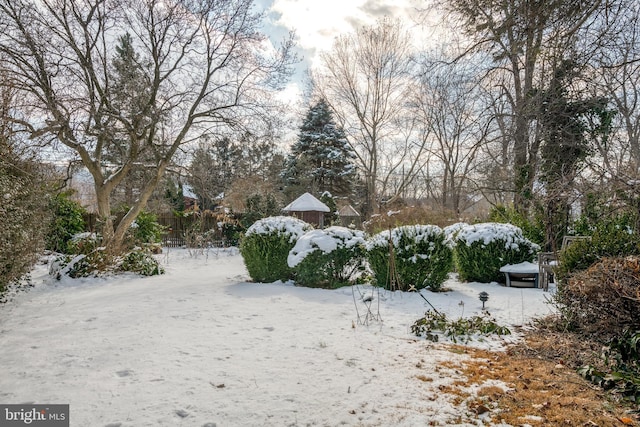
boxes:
[283,192,330,228]
[338,204,361,228]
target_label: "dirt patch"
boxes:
[439,328,639,426]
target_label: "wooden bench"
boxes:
[538,252,557,291]
[538,236,590,290]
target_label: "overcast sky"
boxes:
[254,0,427,105]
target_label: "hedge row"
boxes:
[240,218,540,290]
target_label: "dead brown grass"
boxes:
[437,329,639,426]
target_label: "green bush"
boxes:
[46,192,86,253]
[454,222,539,283]
[240,216,312,283]
[51,251,109,279]
[52,234,164,278]
[220,220,243,246]
[411,311,511,343]
[488,204,544,245]
[66,232,101,255]
[130,210,164,246]
[119,248,164,276]
[51,233,106,278]
[443,222,468,247]
[0,147,50,296]
[580,329,640,404]
[240,193,282,229]
[556,219,640,282]
[319,192,338,225]
[288,226,366,288]
[365,225,453,291]
[573,192,639,237]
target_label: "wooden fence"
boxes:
[83,213,230,248]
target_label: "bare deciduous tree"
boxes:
[592,1,640,179]
[440,0,609,211]
[575,1,640,229]
[314,18,424,217]
[0,0,294,253]
[412,51,492,215]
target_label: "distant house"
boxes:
[338,204,361,228]
[283,192,330,228]
[182,184,199,211]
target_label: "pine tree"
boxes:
[282,99,356,199]
[108,33,155,207]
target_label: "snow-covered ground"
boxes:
[0,249,556,426]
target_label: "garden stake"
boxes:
[417,290,440,315]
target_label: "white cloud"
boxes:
[270,0,369,53]
[269,0,419,64]
[264,0,438,106]
[275,80,304,105]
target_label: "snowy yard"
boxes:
[0,249,556,426]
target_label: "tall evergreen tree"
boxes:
[107,33,156,207]
[282,99,356,199]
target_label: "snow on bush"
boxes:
[454,222,540,283]
[244,215,311,242]
[119,248,164,276]
[443,222,469,248]
[240,216,313,283]
[287,226,366,289]
[50,234,164,279]
[365,224,453,291]
[288,226,365,267]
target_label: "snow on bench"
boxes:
[499,261,540,288]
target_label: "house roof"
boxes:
[338,205,360,217]
[182,184,198,199]
[282,192,330,212]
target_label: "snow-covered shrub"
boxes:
[240,216,312,283]
[66,232,101,255]
[443,222,469,248]
[488,204,544,245]
[365,225,453,291]
[411,311,511,343]
[50,233,104,278]
[454,222,539,283]
[119,248,164,276]
[51,251,109,279]
[288,226,366,288]
[51,234,164,278]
